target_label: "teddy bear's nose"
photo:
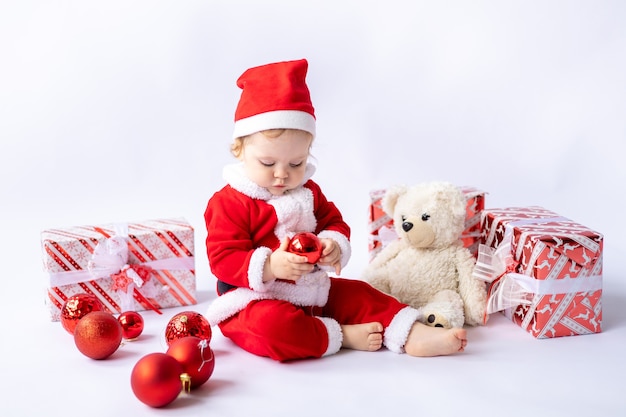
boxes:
[402,221,413,232]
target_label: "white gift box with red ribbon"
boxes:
[41,218,197,321]
[473,207,603,338]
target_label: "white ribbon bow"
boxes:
[87,235,130,279]
[473,216,602,315]
[86,224,156,312]
[473,241,534,314]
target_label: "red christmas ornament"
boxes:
[288,232,323,264]
[118,311,144,340]
[164,311,212,347]
[131,352,186,408]
[60,293,105,334]
[166,336,215,389]
[73,311,123,360]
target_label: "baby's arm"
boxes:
[307,181,351,273]
[318,238,342,275]
[264,237,314,282]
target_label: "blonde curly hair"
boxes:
[231,129,312,158]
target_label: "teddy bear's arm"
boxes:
[368,240,403,268]
[363,270,391,294]
[361,241,404,294]
[455,246,488,326]
[362,263,391,294]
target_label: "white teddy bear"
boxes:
[363,181,487,328]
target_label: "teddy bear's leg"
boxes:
[423,311,450,328]
[422,290,465,329]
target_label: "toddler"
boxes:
[205,59,467,361]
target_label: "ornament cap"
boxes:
[180,373,192,393]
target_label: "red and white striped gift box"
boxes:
[367,186,486,261]
[41,218,197,321]
[478,207,603,338]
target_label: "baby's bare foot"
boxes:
[404,322,467,357]
[341,322,383,351]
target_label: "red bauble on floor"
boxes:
[164,311,212,346]
[73,311,123,360]
[166,336,215,389]
[118,311,144,340]
[60,293,105,335]
[130,352,186,408]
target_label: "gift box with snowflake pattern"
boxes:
[41,218,196,321]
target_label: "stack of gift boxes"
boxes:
[368,187,603,339]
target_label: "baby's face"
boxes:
[241,130,312,196]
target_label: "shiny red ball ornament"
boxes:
[131,353,186,408]
[164,311,212,347]
[73,311,123,359]
[118,311,144,340]
[60,293,105,334]
[288,232,323,264]
[166,336,215,389]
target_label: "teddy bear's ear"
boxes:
[382,185,407,216]
[433,182,466,222]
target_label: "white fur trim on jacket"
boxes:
[383,306,422,354]
[248,247,273,292]
[206,288,268,326]
[206,269,331,326]
[268,186,317,240]
[223,162,316,201]
[316,316,343,356]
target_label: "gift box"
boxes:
[41,218,197,321]
[475,207,603,338]
[368,186,486,261]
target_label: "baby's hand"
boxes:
[267,237,314,281]
[318,238,342,275]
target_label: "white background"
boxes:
[1,1,625,416]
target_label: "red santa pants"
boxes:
[218,277,408,362]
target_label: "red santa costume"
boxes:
[205,59,422,361]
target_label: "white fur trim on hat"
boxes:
[233,110,316,139]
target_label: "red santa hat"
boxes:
[232,59,316,139]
